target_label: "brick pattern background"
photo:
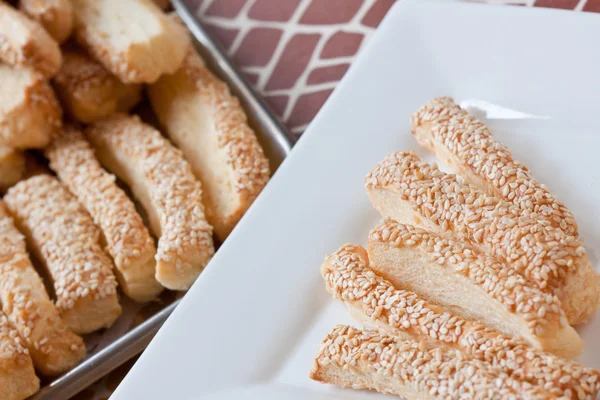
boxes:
[81,0,599,398]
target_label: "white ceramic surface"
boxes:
[112,1,600,398]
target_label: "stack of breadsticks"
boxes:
[0,0,270,398]
[310,97,600,399]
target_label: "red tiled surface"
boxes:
[84,0,600,398]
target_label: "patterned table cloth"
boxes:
[80,0,599,398]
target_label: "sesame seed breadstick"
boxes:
[0,64,62,149]
[0,1,61,78]
[0,312,39,400]
[53,48,142,123]
[0,201,86,375]
[71,0,190,84]
[46,126,162,302]
[412,97,579,238]
[322,244,599,398]
[0,146,25,192]
[86,114,215,290]
[365,151,600,325]
[18,0,73,43]
[310,325,550,400]
[148,47,270,241]
[4,175,122,334]
[366,221,583,359]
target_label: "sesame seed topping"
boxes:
[85,114,215,290]
[311,325,551,399]
[365,151,596,323]
[411,97,578,238]
[3,175,119,313]
[322,244,599,399]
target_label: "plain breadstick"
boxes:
[412,97,579,238]
[149,48,270,241]
[0,64,62,149]
[18,0,73,43]
[0,201,86,375]
[0,146,25,192]
[0,312,39,400]
[4,175,122,334]
[53,48,142,123]
[365,151,600,325]
[86,114,215,290]
[310,325,550,400]
[46,126,162,302]
[72,0,190,83]
[322,244,599,398]
[0,1,61,78]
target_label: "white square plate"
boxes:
[112,1,600,399]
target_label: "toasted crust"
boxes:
[149,48,270,241]
[46,126,162,302]
[0,312,39,400]
[0,201,86,375]
[0,64,62,149]
[322,244,599,398]
[365,151,600,325]
[86,114,215,290]
[4,175,122,334]
[18,0,73,43]
[0,2,61,78]
[0,146,25,192]
[53,48,142,123]
[412,97,579,238]
[310,325,550,399]
[72,0,190,83]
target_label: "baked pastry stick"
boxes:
[310,325,550,400]
[71,0,190,84]
[0,1,61,78]
[322,244,599,398]
[148,48,270,241]
[0,201,86,375]
[4,175,121,334]
[18,0,73,43]
[0,64,62,149]
[0,312,39,400]
[365,221,583,358]
[53,48,142,123]
[365,151,599,325]
[0,146,25,192]
[412,97,579,238]
[86,114,215,290]
[46,126,162,302]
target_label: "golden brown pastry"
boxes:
[46,126,162,302]
[412,97,579,238]
[0,146,25,192]
[53,48,142,123]
[0,64,61,149]
[0,1,61,78]
[322,244,599,397]
[0,312,39,400]
[365,151,599,325]
[18,0,73,43]
[148,47,270,241]
[86,114,215,290]
[4,175,122,334]
[71,0,190,83]
[310,325,550,400]
[0,201,86,375]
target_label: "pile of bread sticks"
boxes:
[310,97,600,399]
[0,0,270,398]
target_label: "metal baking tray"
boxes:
[30,2,293,399]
